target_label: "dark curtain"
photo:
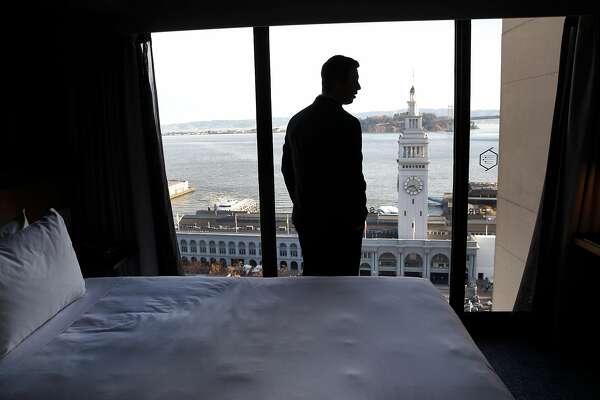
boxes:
[136,34,183,276]
[514,16,600,339]
[67,32,181,276]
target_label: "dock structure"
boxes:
[168,180,195,200]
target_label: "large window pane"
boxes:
[271,21,455,290]
[463,19,502,311]
[466,18,561,311]
[153,28,263,277]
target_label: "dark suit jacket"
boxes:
[282,95,368,230]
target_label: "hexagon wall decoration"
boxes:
[479,147,499,171]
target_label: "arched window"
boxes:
[431,254,450,269]
[218,241,226,254]
[199,241,206,253]
[378,253,397,276]
[404,253,424,278]
[238,242,246,255]
[279,243,287,257]
[228,241,236,255]
[209,241,216,254]
[404,253,423,268]
[430,254,450,285]
[180,240,188,253]
[360,263,372,276]
[190,240,197,253]
[248,242,256,255]
[290,243,298,257]
[291,261,298,271]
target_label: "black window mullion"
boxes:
[449,19,471,314]
[253,26,277,278]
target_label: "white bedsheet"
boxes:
[0,276,513,399]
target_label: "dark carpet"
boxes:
[475,335,600,400]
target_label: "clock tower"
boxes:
[397,86,429,239]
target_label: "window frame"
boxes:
[251,21,475,317]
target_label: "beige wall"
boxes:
[492,17,564,311]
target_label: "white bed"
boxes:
[0,276,513,399]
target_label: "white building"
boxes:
[168,180,194,199]
[397,86,429,239]
[176,232,478,283]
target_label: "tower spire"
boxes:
[408,84,417,116]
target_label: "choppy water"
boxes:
[163,123,499,216]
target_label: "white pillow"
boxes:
[0,209,28,239]
[0,208,86,356]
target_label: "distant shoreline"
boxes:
[161,124,499,136]
[161,108,499,135]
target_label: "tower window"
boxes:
[412,199,414,204]
[404,211,406,216]
[420,211,423,216]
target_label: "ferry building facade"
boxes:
[177,232,478,283]
[176,87,480,284]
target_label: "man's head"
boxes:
[321,55,361,105]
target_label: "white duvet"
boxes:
[0,276,513,399]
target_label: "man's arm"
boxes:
[353,118,368,220]
[281,134,296,203]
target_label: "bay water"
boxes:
[163,123,499,216]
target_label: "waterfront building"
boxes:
[176,231,479,284]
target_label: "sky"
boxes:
[153,20,501,125]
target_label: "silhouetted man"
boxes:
[282,55,367,276]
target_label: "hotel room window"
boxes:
[466,17,562,311]
[271,21,455,283]
[462,19,502,311]
[153,28,263,277]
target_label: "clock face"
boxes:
[404,176,424,196]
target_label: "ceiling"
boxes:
[32,0,594,33]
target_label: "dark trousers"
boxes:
[296,223,364,276]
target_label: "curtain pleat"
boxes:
[67,32,181,276]
[136,34,183,275]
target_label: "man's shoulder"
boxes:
[287,104,316,128]
[336,108,361,133]
[340,108,360,126]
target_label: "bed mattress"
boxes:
[0,276,513,399]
